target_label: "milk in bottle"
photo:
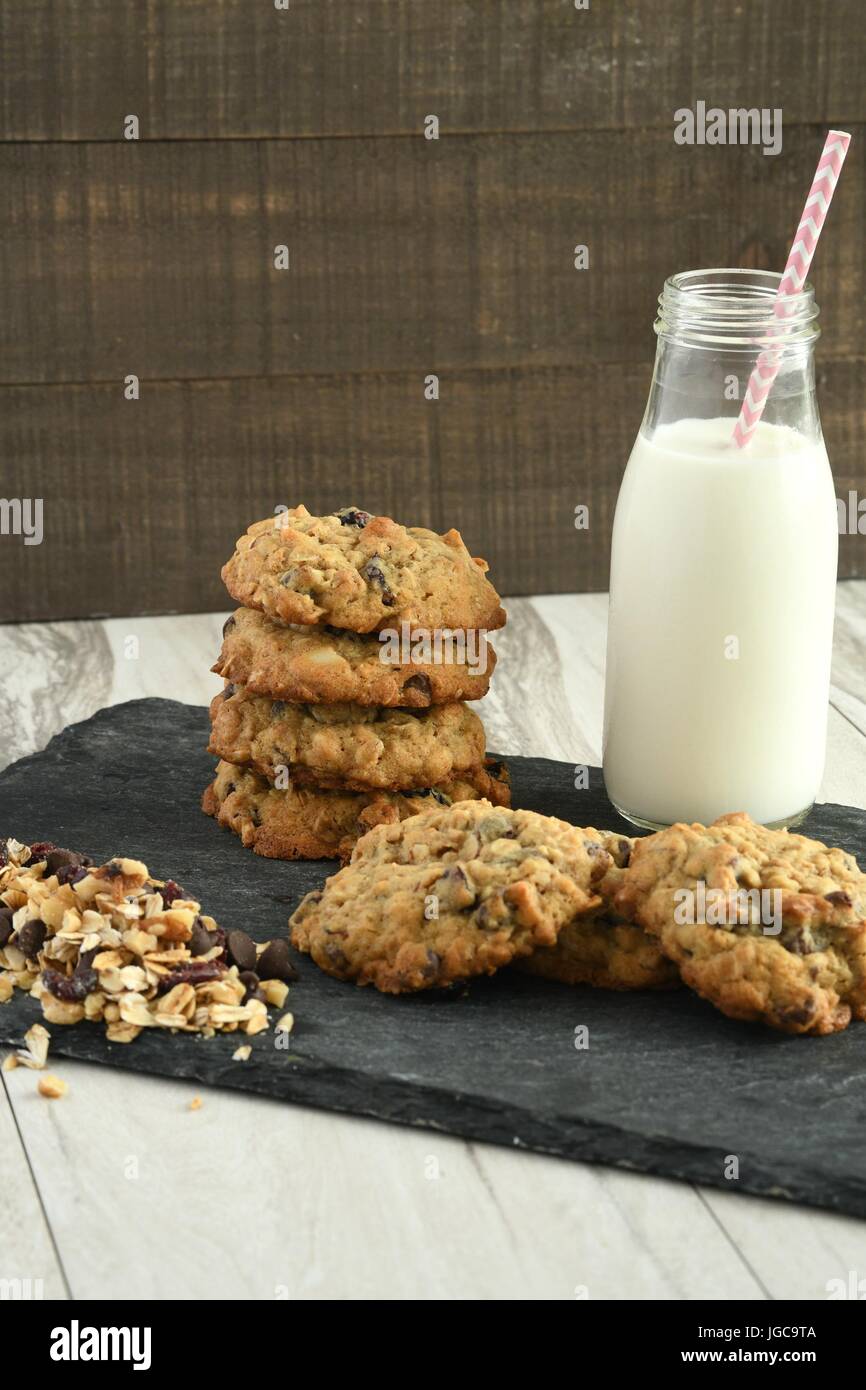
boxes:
[602,270,838,828]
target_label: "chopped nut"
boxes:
[232,1044,252,1062]
[38,1073,67,1099]
[2,1053,18,1071]
[262,978,289,1008]
[0,973,13,1003]
[275,1012,295,1035]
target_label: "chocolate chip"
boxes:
[239,970,264,1003]
[271,700,287,717]
[226,929,257,973]
[189,916,223,957]
[617,839,632,865]
[0,907,15,947]
[402,673,432,701]
[0,839,8,868]
[79,946,99,968]
[103,862,124,879]
[223,683,237,699]
[825,890,853,907]
[222,614,237,637]
[362,557,396,605]
[257,938,300,982]
[16,919,47,961]
[335,507,371,528]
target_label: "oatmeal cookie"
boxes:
[208,683,487,791]
[221,506,506,633]
[517,831,680,991]
[289,801,612,992]
[214,608,496,706]
[614,812,866,1034]
[202,759,510,862]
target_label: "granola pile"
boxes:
[0,838,297,1045]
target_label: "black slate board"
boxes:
[3,699,866,1219]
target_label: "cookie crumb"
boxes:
[189,1095,203,1111]
[232,1044,251,1062]
[38,1073,67,1099]
[2,1053,19,1072]
[0,974,13,1003]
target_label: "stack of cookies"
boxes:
[203,505,510,861]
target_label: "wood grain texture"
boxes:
[0,0,863,141]
[2,362,865,623]
[1,126,863,385]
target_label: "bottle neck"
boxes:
[643,269,823,443]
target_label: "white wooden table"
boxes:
[2,585,866,1301]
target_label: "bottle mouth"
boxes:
[657,268,820,349]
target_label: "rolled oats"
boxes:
[0,838,300,1052]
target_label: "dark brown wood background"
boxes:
[1,0,864,621]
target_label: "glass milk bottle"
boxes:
[603,269,838,830]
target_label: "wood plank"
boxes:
[0,1069,69,1300]
[0,0,863,141]
[1,125,863,385]
[2,1054,764,1300]
[2,364,865,623]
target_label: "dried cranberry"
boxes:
[159,880,186,908]
[362,558,396,605]
[42,965,97,1003]
[156,960,225,993]
[402,673,432,701]
[336,508,371,528]
[29,841,57,860]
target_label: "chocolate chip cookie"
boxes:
[615,812,866,1034]
[289,801,613,992]
[208,684,487,791]
[221,506,506,633]
[214,608,497,706]
[202,759,511,862]
[517,831,680,991]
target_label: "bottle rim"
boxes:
[656,267,820,349]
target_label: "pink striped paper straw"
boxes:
[732,129,851,449]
